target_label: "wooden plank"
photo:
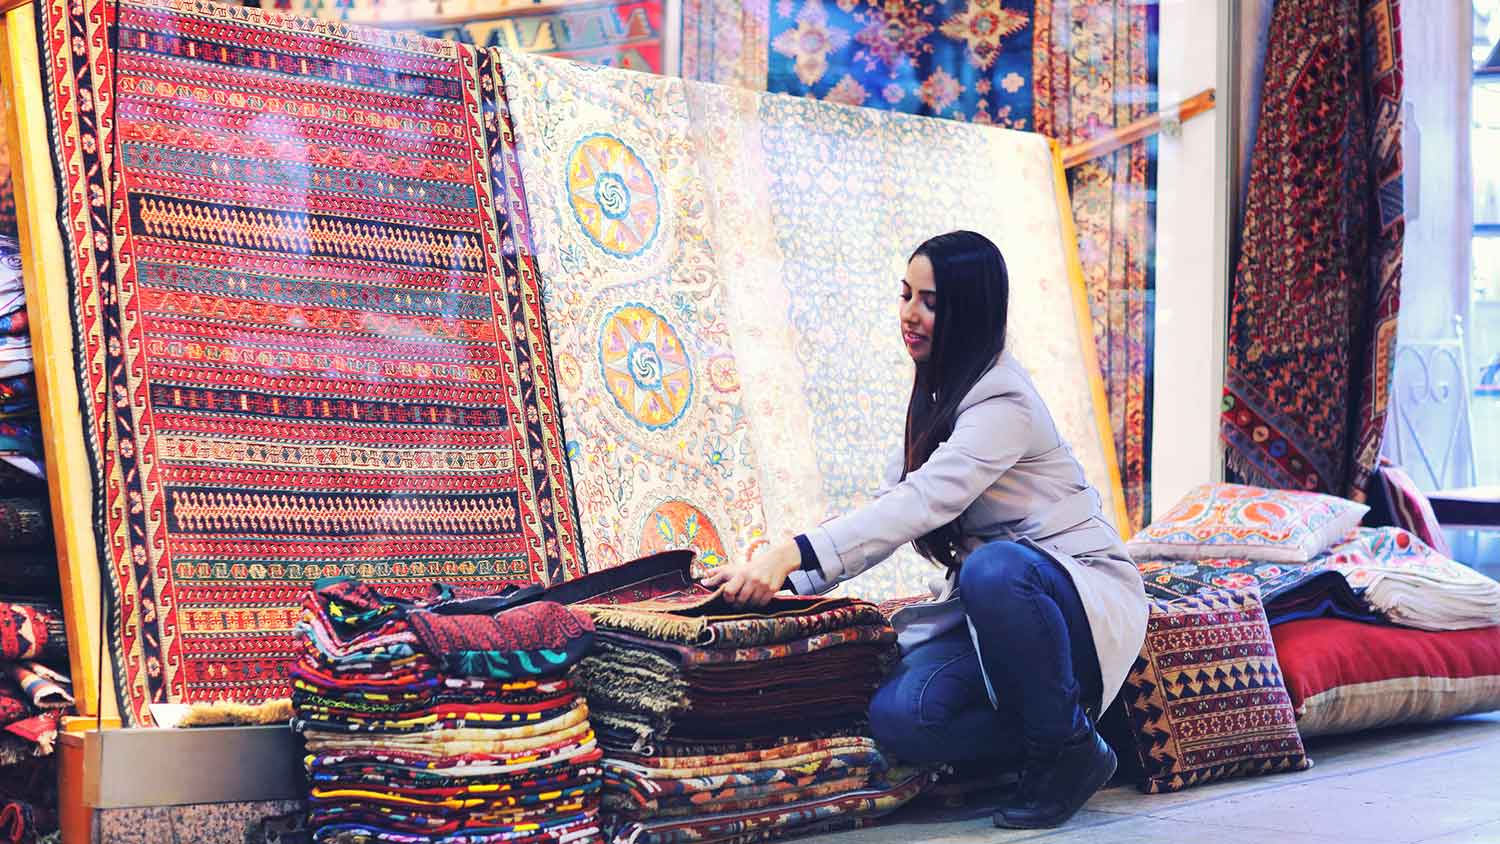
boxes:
[1050,139,1130,532]
[1,6,120,723]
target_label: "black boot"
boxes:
[992,726,1116,830]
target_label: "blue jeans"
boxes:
[867,540,1102,764]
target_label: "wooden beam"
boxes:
[1049,140,1130,533]
[0,0,31,16]
[1062,88,1217,169]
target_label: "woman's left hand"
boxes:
[700,539,802,607]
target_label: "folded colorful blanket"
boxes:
[0,679,29,727]
[0,499,48,548]
[7,663,71,710]
[1324,528,1500,631]
[0,603,51,661]
[405,603,594,679]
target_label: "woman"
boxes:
[703,231,1147,830]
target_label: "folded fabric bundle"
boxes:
[530,552,928,843]
[0,680,28,728]
[292,578,605,844]
[1322,528,1500,631]
[0,311,26,338]
[608,769,931,844]
[0,340,32,382]
[0,500,47,550]
[0,665,73,757]
[1133,525,1500,632]
[0,604,53,663]
[5,664,70,711]
[0,238,21,322]
[0,553,61,599]
[4,712,62,756]
[0,799,39,844]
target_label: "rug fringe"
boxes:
[582,607,710,645]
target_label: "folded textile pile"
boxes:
[0,239,67,844]
[1136,555,1379,626]
[1323,528,1500,631]
[536,552,929,844]
[291,578,605,844]
[0,240,38,484]
[1136,524,1500,632]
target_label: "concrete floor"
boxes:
[807,712,1500,844]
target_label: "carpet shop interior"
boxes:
[0,0,1498,842]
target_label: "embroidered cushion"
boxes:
[1374,462,1451,556]
[1128,483,1368,563]
[1120,587,1311,794]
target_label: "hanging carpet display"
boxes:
[35,0,582,723]
[684,79,1124,601]
[681,0,1159,533]
[1221,0,1404,497]
[496,51,773,574]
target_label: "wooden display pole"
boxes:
[1049,140,1131,532]
[1062,88,1217,169]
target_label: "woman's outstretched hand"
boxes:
[700,539,802,608]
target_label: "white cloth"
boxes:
[1326,528,1500,631]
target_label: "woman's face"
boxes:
[900,254,937,363]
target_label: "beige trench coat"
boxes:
[787,352,1149,714]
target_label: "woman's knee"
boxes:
[868,679,925,758]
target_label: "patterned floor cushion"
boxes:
[1119,588,1311,793]
[1272,619,1500,737]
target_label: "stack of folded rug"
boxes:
[1322,527,1500,631]
[291,577,605,844]
[0,236,69,844]
[0,238,39,485]
[543,552,932,844]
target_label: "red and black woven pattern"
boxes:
[36,0,582,722]
[1221,0,1404,497]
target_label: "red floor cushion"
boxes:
[1272,619,1500,737]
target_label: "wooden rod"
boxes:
[0,0,31,15]
[1062,87,1217,169]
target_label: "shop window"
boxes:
[1473,1,1500,486]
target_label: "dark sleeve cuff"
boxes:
[781,534,821,593]
[793,534,820,572]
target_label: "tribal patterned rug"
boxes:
[681,0,1158,532]
[1221,0,1403,497]
[37,0,580,722]
[498,51,771,573]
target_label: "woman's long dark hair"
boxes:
[903,231,1010,569]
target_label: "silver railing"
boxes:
[1384,318,1477,493]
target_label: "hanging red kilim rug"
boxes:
[37,0,582,723]
[1221,0,1403,498]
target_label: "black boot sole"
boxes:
[992,746,1118,830]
